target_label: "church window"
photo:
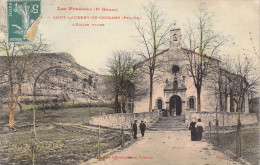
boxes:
[157,99,163,109]
[173,80,178,90]
[188,97,195,109]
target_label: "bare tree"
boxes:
[134,2,175,112]
[182,4,229,112]
[0,25,48,128]
[207,55,242,134]
[232,57,259,113]
[231,56,259,157]
[233,32,260,95]
[105,51,137,113]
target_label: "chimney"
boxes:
[170,28,181,48]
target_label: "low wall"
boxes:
[89,111,160,129]
[185,110,258,127]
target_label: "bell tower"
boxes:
[170,28,181,48]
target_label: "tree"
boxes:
[0,25,48,128]
[105,51,137,113]
[232,57,259,113]
[134,2,175,112]
[231,56,259,157]
[229,32,259,157]
[182,4,229,112]
[207,56,242,134]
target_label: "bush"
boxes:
[23,100,113,111]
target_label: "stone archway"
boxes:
[169,95,182,115]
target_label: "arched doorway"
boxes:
[169,95,182,115]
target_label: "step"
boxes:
[157,120,185,123]
[159,118,185,122]
[148,115,188,131]
[148,127,188,131]
[150,125,187,128]
[159,118,185,121]
[160,116,185,119]
[150,125,188,129]
[153,123,187,127]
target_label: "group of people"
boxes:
[161,108,175,117]
[189,118,204,141]
[132,118,204,141]
[132,120,146,139]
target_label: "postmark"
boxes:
[7,0,41,42]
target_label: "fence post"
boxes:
[97,109,101,158]
[216,119,219,145]
[97,124,100,158]
[209,121,211,141]
[121,126,124,148]
[32,102,37,165]
[130,121,133,143]
[223,110,225,134]
[236,119,242,158]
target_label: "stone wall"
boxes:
[185,110,258,127]
[89,111,160,129]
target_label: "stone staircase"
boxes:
[148,115,188,131]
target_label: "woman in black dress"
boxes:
[189,118,197,141]
[195,118,204,141]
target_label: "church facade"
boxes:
[134,29,250,116]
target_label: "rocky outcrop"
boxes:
[0,52,110,105]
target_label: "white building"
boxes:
[134,29,250,117]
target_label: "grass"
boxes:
[205,127,260,165]
[20,107,114,125]
[0,107,131,165]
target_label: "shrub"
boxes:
[23,100,113,111]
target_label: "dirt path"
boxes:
[83,130,243,165]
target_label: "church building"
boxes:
[133,29,251,117]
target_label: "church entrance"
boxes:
[169,95,182,115]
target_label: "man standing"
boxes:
[133,120,137,139]
[139,121,146,137]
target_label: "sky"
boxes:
[0,0,259,73]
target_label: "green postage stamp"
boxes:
[7,0,41,42]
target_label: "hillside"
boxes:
[0,52,111,106]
